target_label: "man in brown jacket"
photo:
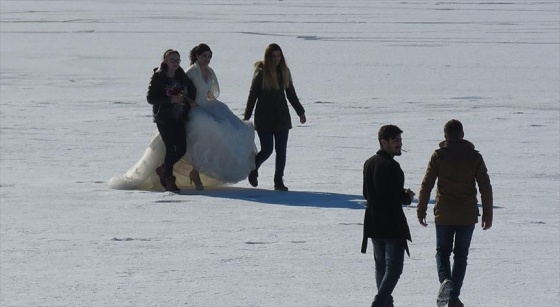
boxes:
[417,119,493,307]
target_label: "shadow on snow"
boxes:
[173,187,501,210]
[190,186,365,209]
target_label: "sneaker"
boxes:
[248,170,258,187]
[448,297,464,307]
[437,279,453,307]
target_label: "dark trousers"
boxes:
[435,224,475,299]
[255,129,289,180]
[156,121,187,177]
[371,238,405,306]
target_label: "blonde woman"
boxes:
[244,43,306,191]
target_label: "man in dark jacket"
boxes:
[417,119,493,307]
[362,125,415,307]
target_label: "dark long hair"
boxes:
[155,49,186,79]
[189,43,212,65]
[159,49,180,71]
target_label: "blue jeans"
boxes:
[255,129,289,179]
[435,224,475,299]
[372,238,405,306]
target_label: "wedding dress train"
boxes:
[108,63,256,190]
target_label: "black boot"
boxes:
[248,170,258,187]
[448,297,464,307]
[274,177,288,191]
[371,295,393,307]
[165,176,180,193]
[155,164,166,188]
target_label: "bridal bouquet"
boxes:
[166,81,188,120]
[165,81,184,97]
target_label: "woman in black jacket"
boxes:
[244,44,306,191]
[147,49,196,192]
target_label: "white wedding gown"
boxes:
[108,63,256,190]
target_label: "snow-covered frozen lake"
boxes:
[1,1,559,306]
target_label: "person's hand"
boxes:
[418,217,428,227]
[299,113,306,124]
[482,219,492,230]
[405,188,415,202]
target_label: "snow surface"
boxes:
[1,0,559,306]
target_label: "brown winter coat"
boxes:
[417,139,493,225]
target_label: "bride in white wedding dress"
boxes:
[108,44,256,191]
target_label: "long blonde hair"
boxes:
[255,43,292,91]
